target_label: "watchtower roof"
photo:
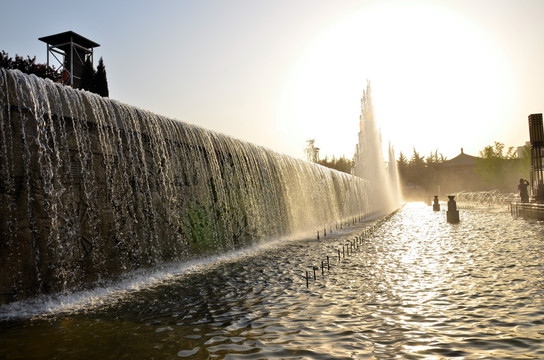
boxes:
[39,31,100,49]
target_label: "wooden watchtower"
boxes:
[528,113,544,198]
[39,31,100,88]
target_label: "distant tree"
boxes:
[476,142,521,192]
[425,149,447,165]
[480,141,516,160]
[396,148,447,194]
[424,149,447,193]
[94,57,109,97]
[397,152,408,185]
[405,148,427,188]
[317,155,353,174]
[409,148,426,168]
[334,156,353,174]
[520,144,531,174]
[80,57,96,91]
[0,51,9,68]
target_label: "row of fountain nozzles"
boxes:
[433,195,460,223]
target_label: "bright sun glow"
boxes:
[280,2,515,160]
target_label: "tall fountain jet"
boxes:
[352,82,402,213]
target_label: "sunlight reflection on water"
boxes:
[1,202,543,359]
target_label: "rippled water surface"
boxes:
[1,203,543,359]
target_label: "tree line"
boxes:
[0,50,109,97]
[474,142,530,192]
[397,149,447,191]
[0,50,62,81]
[314,141,530,193]
[317,155,353,174]
[397,142,530,193]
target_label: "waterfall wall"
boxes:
[0,69,379,304]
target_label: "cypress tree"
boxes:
[80,57,95,91]
[94,57,109,97]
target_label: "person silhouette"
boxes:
[518,178,529,203]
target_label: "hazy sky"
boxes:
[2,0,543,161]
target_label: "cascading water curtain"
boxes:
[0,69,374,303]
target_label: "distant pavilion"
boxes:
[434,148,481,194]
